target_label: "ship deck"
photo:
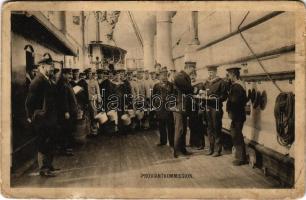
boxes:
[11,130,280,188]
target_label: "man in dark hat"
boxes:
[57,68,78,156]
[25,57,59,177]
[99,69,112,112]
[203,65,228,157]
[189,70,206,150]
[85,68,101,136]
[172,61,195,158]
[79,72,85,80]
[25,64,38,92]
[70,68,80,87]
[226,67,248,166]
[96,69,104,85]
[153,66,175,147]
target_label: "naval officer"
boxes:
[203,65,228,157]
[57,68,78,156]
[153,67,175,147]
[25,57,58,177]
[172,62,195,158]
[226,67,248,166]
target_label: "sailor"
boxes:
[155,63,162,74]
[109,69,122,133]
[121,69,133,111]
[226,67,248,166]
[70,68,80,87]
[25,57,58,177]
[119,69,133,134]
[99,69,112,112]
[57,68,78,156]
[25,64,38,92]
[168,69,176,83]
[136,69,147,129]
[128,70,139,130]
[149,70,158,128]
[150,71,159,86]
[81,68,101,136]
[143,69,152,129]
[203,65,228,157]
[172,61,195,158]
[97,69,104,85]
[153,66,175,147]
[130,70,139,98]
[79,72,86,80]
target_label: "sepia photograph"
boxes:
[1,1,305,199]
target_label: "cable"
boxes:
[237,11,283,93]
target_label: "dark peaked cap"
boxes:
[84,68,92,74]
[206,65,218,71]
[226,67,241,73]
[72,69,80,73]
[62,68,72,74]
[37,57,53,65]
[96,69,103,74]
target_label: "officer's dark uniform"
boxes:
[25,57,58,176]
[226,67,248,166]
[203,65,228,157]
[153,67,175,146]
[189,79,206,149]
[70,68,80,87]
[57,68,78,155]
[173,64,194,158]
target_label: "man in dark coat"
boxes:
[70,68,80,87]
[188,71,205,150]
[25,65,38,93]
[203,65,228,157]
[57,68,78,156]
[172,61,195,158]
[226,67,248,166]
[100,69,113,112]
[153,67,175,147]
[25,57,58,177]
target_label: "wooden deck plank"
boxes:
[11,130,280,188]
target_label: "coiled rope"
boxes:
[274,92,295,147]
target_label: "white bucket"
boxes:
[95,112,108,125]
[121,114,131,126]
[107,110,118,125]
[135,110,144,120]
[127,109,135,118]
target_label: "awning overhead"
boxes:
[11,11,77,56]
[88,41,127,63]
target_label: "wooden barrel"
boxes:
[73,118,87,144]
